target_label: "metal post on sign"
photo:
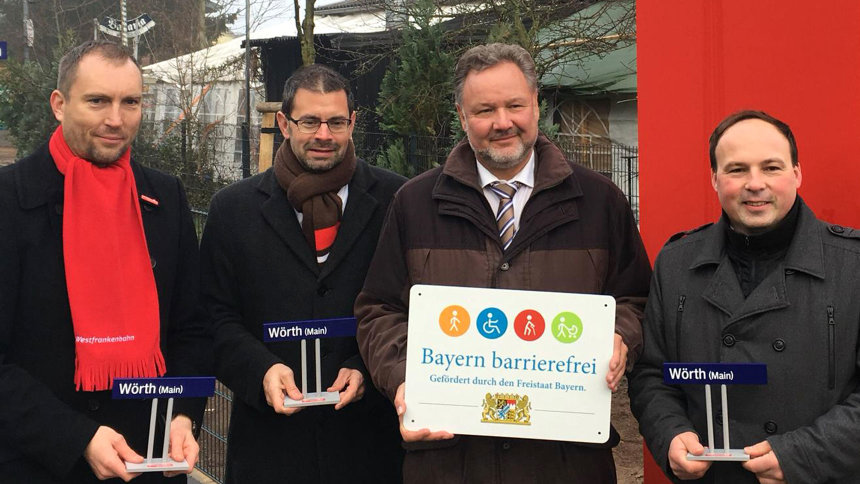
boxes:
[704,384,714,450]
[120,0,127,47]
[300,339,308,394]
[161,398,175,460]
[721,384,730,452]
[146,399,158,460]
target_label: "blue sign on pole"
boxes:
[0,42,7,60]
[263,317,357,342]
[112,376,216,399]
[663,363,767,385]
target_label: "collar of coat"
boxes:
[440,134,577,194]
[431,134,584,256]
[689,197,825,280]
[15,143,160,212]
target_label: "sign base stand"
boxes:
[125,397,187,473]
[686,383,749,462]
[112,376,216,473]
[281,339,341,408]
[687,448,749,461]
[126,458,191,472]
[284,391,341,408]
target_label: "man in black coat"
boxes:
[201,64,406,483]
[629,110,860,483]
[0,41,208,483]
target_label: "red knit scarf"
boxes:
[50,126,165,391]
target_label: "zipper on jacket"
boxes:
[675,295,686,360]
[827,305,836,390]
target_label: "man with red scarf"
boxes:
[200,64,405,483]
[0,41,208,482]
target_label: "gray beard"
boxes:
[468,135,535,171]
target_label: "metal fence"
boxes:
[138,127,638,222]
[352,132,639,223]
[176,133,639,482]
[555,135,640,224]
[196,381,232,482]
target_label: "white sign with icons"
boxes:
[404,285,615,443]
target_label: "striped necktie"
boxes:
[490,181,518,250]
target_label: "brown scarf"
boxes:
[49,126,165,391]
[273,139,357,263]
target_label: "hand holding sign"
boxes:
[668,431,712,480]
[112,376,215,473]
[663,363,767,462]
[84,426,143,481]
[163,415,198,477]
[395,383,454,442]
[263,363,304,415]
[263,317,358,408]
[326,368,365,410]
[606,334,628,392]
[743,441,785,483]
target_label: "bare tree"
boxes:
[293,0,316,65]
[0,0,239,64]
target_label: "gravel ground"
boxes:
[613,377,645,483]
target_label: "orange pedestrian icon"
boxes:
[439,305,470,336]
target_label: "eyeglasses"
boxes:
[285,115,352,134]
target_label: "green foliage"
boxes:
[377,0,455,137]
[0,32,77,159]
[133,120,231,211]
[374,138,415,178]
[538,99,560,140]
[375,0,456,176]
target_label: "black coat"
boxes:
[0,145,210,483]
[629,201,860,483]
[201,160,406,484]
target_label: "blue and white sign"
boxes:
[663,363,767,385]
[263,317,357,342]
[0,42,7,60]
[405,285,616,443]
[112,376,216,399]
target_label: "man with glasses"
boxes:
[200,64,405,483]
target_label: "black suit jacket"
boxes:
[201,160,406,484]
[0,144,210,483]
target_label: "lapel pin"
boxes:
[141,194,160,207]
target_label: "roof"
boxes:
[316,0,464,15]
[539,0,636,94]
[316,0,384,14]
[143,14,385,83]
